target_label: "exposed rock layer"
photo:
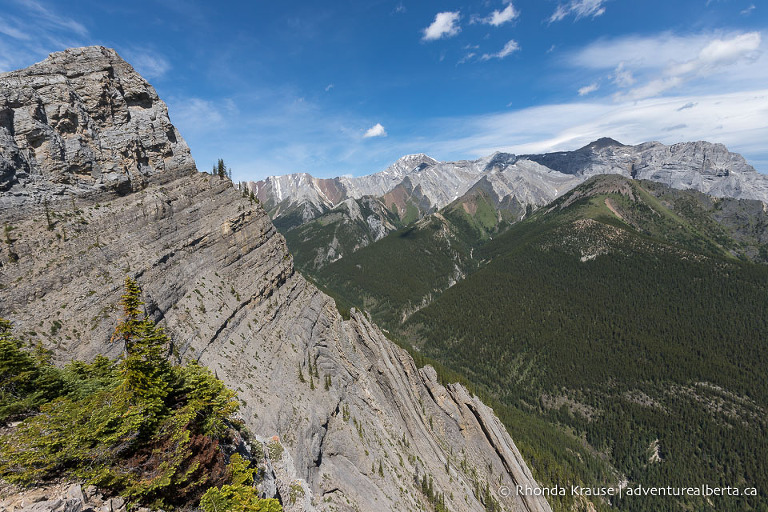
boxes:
[0,48,550,512]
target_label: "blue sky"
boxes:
[1,0,766,180]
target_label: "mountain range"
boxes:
[250,138,768,273]
[3,45,766,512]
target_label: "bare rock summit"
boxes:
[0,46,194,208]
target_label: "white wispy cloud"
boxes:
[612,62,635,87]
[0,17,31,40]
[168,97,226,134]
[572,31,762,71]
[0,1,89,72]
[226,88,768,180]
[122,48,171,80]
[480,40,520,60]
[475,3,519,26]
[578,82,599,95]
[325,84,334,92]
[550,0,607,22]
[624,32,761,100]
[363,123,387,138]
[422,11,461,41]
[741,4,755,15]
[22,0,89,37]
[567,31,765,100]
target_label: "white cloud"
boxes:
[741,4,755,15]
[458,52,476,64]
[22,0,88,37]
[0,1,89,72]
[422,11,461,41]
[612,62,635,87]
[578,82,599,96]
[549,0,606,22]
[567,31,765,100]
[696,32,761,68]
[169,97,225,135]
[549,6,568,22]
[625,32,761,100]
[228,88,768,180]
[477,3,519,27]
[325,84,334,92]
[572,31,762,71]
[123,49,170,80]
[480,40,520,60]
[363,123,387,138]
[0,18,31,40]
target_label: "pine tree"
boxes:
[111,278,172,411]
[216,159,228,179]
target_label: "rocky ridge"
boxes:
[526,138,768,201]
[0,48,551,512]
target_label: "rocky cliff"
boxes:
[0,46,194,209]
[0,47,551,512]
[526,137,768,201]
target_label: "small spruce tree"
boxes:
[111,277,172,413]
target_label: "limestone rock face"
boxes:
[526,138,768,202]
[0,46,195,206]
[0,171,551,512]
[0,48,551,512]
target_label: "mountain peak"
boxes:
[387,153,439,173]
[0,45,194,201]
[396,153,438,163]
[580,137,625,151]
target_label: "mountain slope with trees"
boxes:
[309,175,768,511]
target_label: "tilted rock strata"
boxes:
[0,173,551,512]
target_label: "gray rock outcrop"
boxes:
[0,48,551,512]
[0,482,141,512]
[0,46,194,208]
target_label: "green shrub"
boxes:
[200,453,282,512]
[0,278,272,510]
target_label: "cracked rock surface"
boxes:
[0,46,194,206]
